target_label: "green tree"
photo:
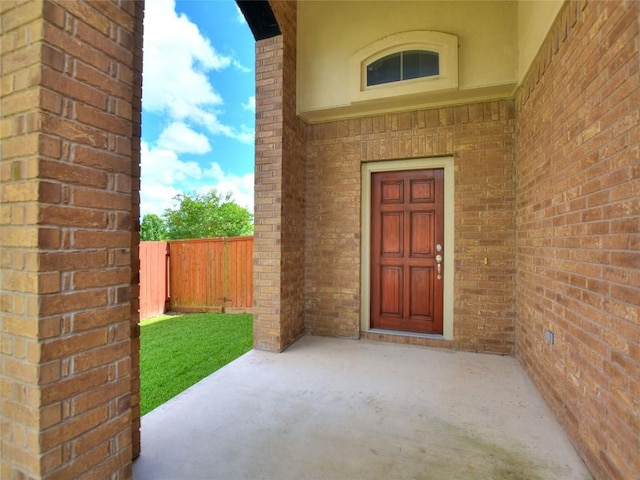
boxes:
[163,190,253,240]
[140,214,168,241]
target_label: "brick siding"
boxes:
[1,1,46,477]
[306,102,517,353]
[273,0,307,353]
[253,1,306,352]
[515,1,639,479]
[1,1,140,478]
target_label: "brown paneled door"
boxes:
[371,169,444,334]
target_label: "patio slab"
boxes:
[133,335,593,480]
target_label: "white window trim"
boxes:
[350,31,458,104]
[360,157,455,340]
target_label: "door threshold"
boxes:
[366,329,445,341]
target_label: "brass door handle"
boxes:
[435,254,443,280]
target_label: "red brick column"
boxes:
[1,1,141,477]
[253,1,306,352]
[253,34,284,351]
[1,1,46,476]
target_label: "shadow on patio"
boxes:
[133,335,592,480]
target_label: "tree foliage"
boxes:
[140,214,168,241]
[164,190,253,240]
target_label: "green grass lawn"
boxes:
[140,312,253,416]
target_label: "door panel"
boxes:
[410,178,435,202]
[371,169,444,334]
[381,213,402,256]
[380,266,402,316]
[409,266,433,319]
[382,180,403,203]
[410,212,434,256]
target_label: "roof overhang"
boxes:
[236,0,280,41]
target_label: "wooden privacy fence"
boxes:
[139,236,253,320]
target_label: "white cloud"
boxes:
[140,141,199,216]
[233,124,254,144]
[141,141,202,185]
[191,111,253,143]
[235,5,247,24]
[157,122,211,154]
[199,164,255,214]
[142,0,254,142]
[140,142,254,217]
[141,182,182,218]
[142,0,228,116]
[242,95,255,112]
[232,59,251,73]
[140,0,255,218]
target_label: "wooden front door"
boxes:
[371,169,444,334]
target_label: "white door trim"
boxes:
[361,157,454,339]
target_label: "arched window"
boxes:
[367,50,439,87]
[350,31,458,104]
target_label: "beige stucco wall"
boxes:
[517,0,563,79]
[297,0,518,122]
[297,0,563,123]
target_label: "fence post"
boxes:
[222,237,228,313]
[165,242,171,313]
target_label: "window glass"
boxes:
[403,50,439,80]
[366,50,439,87]
[367,53,401,86]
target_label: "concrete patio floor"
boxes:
[133,335,593,480]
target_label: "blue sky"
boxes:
[141,0,255,217]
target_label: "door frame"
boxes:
[361,157,454,339]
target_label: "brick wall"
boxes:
[515,1,639,479]
[1,1,139,477]
[1,1,47,477]
[253,0,306,351]
[272,0,307,350]
[306,101,516,353]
